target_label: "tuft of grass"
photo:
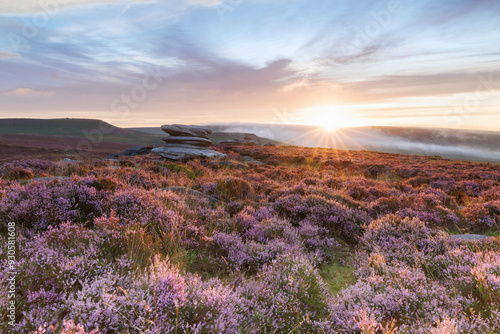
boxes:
[320,261,357,295]
[161,163,199,179]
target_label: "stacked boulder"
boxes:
[152,124,227,160]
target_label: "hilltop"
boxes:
[0,118,164,162]
[0,118,163,145]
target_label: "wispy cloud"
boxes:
[0,51,18,59]
[188,0,222,7]
[0,0,114,14]
[0,0,158,15]
[1,88,55,97]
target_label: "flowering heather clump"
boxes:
[0,177,105,232]
[273,194,370,242]
[1,223,110,332]
[334,214,500,333]
[0,159,59,178]
[30,320,101,334]
[107,188,169,227]
[239,255,331,332]
[461,199,500,232]
[1,146,499,333]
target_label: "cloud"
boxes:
[343,70,500,102]
[281,79,341,93]
[121,0,155,13]
[0,0,216,15]
[187,0,222,7]
[0,51,18,59]
[1,88,54,97]
[0,0,156,15]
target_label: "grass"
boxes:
[484,230,500,237]
[320,261,357,295]
[446,227,500,237]
[319,246,357,295]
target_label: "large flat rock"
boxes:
[152,146,227,161]
[162,136,212,147]
[161,124,212,138]
[449,234,492,242]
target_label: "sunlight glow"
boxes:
[307,105,361,131]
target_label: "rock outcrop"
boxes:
[152,124,227,161]
[120,145,153,157]
[161,124,212,139]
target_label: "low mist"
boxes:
[210,124,500,163]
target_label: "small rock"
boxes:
[120,145,144,157]
[62,158,83,164]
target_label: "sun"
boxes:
[308,105,358,131]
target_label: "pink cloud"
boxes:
[2,88,55,97]
[0,51,18,59]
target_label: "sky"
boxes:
[0,0,499,130]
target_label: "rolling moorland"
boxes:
[0,140,499,333]
[0,119,281,163]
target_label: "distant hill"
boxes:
[0,118,166,162]
[0,118,164,146]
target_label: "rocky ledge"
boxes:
[152,124,227,161]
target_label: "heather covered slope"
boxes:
[0,145,499,333]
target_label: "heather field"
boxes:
[1,145,499,333]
